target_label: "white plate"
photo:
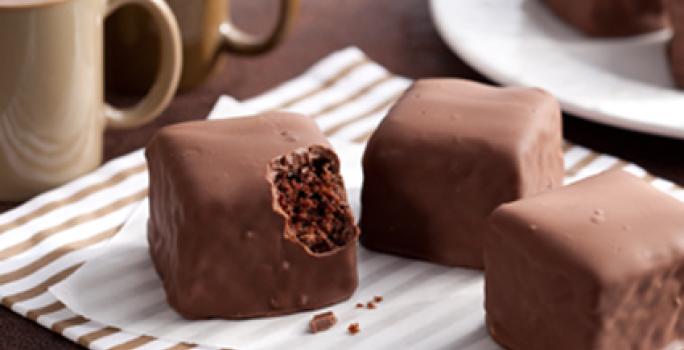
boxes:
[430,0,684,139]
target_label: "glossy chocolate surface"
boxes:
[486,170,684,350]
[146,112,359,319]
[359,79,564,268]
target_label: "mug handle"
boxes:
[104,0,182,129]
[220,0,299,54]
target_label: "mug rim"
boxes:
[0,0,72,10]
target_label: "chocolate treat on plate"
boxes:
[145,112,360,319]
[541,0,668,37]
[359,79,564,269]
[485,170,684,350]
[669,0,684,88]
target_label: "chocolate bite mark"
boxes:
[269,145,358,255]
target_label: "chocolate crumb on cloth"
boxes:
[360,79,564,269]
[145,112,360,319]
[541,0,668,37]
[485,170,684,350]
[309,311,337,333]
[348,323,361,335]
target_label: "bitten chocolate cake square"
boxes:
[145,112,359,319]
[542,0,667,37]
[486,170,684,350]
[360,79,564,269]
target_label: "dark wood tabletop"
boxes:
[2,0,683,349]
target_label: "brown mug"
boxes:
[0,0,182,201]
[106,0,298,93]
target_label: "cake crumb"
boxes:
[366,301,376,309]
[355,303,364,308]
[373,296,384,303]
[348,322,360,335]
[309,311,337,333]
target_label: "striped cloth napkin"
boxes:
[0,47,682,350]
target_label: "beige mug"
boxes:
[0,0,182,201]
[106,0,298,92]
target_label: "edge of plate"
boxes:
[429,0,684,140]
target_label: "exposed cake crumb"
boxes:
[309,311,337,333]
[373,296,384,303]
[269,146,358,255]
[348,322,360,335]
[366,301,376,309]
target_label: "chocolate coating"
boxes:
[669,0,684,87]
[542,0,668,37]
[359,79,564,269]
[486,170,684,350]
[145,112,359,319]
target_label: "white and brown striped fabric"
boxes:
[1,47,682,350]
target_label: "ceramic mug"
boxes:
[0,0,182,201]
[106,0,298,92]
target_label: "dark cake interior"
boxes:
[269,145,356,255]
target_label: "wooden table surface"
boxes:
[2,0,683,349]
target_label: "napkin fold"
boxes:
[0,47,681,350]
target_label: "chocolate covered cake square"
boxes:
[360,79,564,269]
[146,112,359,319]
[486,170,684,350]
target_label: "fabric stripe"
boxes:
[1,263,82,306]
[565,152,601,176]
[608,159,628,171]
[642,173,657,183]
[388,302,483,349]
[78,327,120,348]
[312,74,393,118]
[0,190,146,260]
[351,128,375,143]
[0,164,146,234]
[282,64,389,117]
[107,335,155,350]
[165,343,196,350]
[0,226,120,284]
[52,315,90,333]
[323,92,398,136]
[274,57,370,110]
[11,288,59,311]
[26,300,65,320]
